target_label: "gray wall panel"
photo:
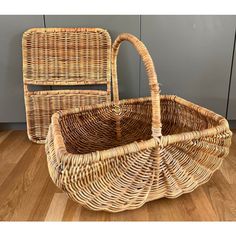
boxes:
[140,16,236,116]
[45,15,140,99]
[1,15,236,127]
[0,15,44,122]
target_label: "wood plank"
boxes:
[109,205,149,221]
[0,131,31,165]
[0,131,31,185]
[0,163,15,186]
[71,206,83,221]
[186,187,218,221]
[45,193,68,221]
[220,159,236,185]
[202,171,236,221]
[0,130,12,143]
[10,153,49,221]
[78,206,111,221]
[0,144,44,221]
[28,177,59,221]
[62,199,81,221]
[147,186,217,221]
[147,197,193,221]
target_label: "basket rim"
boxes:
[49,95,231,163]
[23,27,110,35]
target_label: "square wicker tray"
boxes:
[22,28,111,143]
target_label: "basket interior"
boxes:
[59,98,219,154]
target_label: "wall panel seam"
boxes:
[226,28,236,118]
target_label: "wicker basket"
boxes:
[22,28,111,143]
[45,33,232,212]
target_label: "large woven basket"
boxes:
[22,28,111,143]
[45,33,232,212]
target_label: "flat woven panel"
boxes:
[22,28,111,143]
[25,90,108,143]
[22,28,111,85]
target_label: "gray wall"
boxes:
[141,16,236,116]
[0,15,236,127]
[0,16,44,122]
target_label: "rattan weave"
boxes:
[45,33,232,212]
[22,28,111,143]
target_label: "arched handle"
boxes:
[112,33,162,138]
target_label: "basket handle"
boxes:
[112,33,162,138]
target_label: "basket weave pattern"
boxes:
[22,28,111,143]
[45,33,232,212]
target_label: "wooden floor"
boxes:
[0,130,236,221]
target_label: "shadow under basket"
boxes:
[45,33,232,212]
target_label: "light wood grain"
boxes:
[45,193,68,221]
[0,143,44,221]
[0,130,235,221]
[0,130,12,143]
[0,131,31,186]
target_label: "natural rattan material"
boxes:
[45,33,232,212]
[22,28,111,143]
